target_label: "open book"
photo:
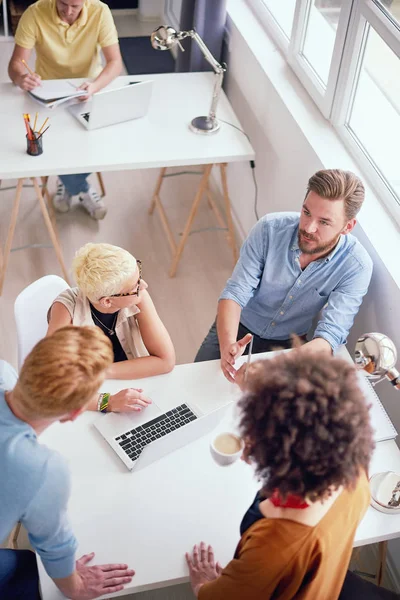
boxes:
[28,80,87,109]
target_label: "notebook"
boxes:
[28,80,87,108]
[357,370,397,442]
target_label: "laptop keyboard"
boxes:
[81,112,90,122]
[115,403,198,463]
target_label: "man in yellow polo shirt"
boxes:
[8,0,122,220]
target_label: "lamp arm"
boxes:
[387,367,400,390]
[186,31,226,123]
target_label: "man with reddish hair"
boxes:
[0,327,134,598]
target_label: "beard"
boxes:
[298,229,340,256]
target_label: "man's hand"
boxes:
[185,542,223,597]
[59,552,135,599]
[77,81,97,101]
[108,388,152,413]
[221,333,253,383]
[19,72,41,91]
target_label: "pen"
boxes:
[23,114,34,140]
[33,112,38,132]
[37,117,49,135]
[244,336,254,382]
[36,125,50,139]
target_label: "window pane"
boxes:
[347,25,400,203]
[301,0,344,86]
[261,0,296,38]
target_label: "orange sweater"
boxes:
[199,473,370,600]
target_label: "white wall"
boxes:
[222,12,400,583]
[223,15,400,433]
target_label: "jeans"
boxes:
[194,320,296,362]
[0,550,41,599]
[0,360,18,390]
[59,173,90,196]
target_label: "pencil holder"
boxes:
[26,134,43,156]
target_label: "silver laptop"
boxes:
[94,400,229,471]
[68,80,153,130]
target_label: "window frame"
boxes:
[332,0,400,222]
[247,0,400,221]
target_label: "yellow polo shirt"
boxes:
[14,0,118,80]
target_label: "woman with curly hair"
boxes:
[185,351,377,600]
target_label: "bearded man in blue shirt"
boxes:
[195,169,373,383]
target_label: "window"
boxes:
[260,0,297,39]
[249,0,400,216]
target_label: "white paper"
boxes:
[28,79,87,101]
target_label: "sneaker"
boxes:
[79,186,107,220]
[53,179,72,213]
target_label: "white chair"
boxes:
[14,275,69,370]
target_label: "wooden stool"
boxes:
[149,163,238,277]
[0,177,70,296]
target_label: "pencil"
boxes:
[33,112,38,132]
[37,117,49,135]
[21,59,35,77]
[37,125,50,139]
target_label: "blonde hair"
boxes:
[72,243,137,301]
[307,169,365,220]
[14,326,113,418]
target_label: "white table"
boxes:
[0,73,255,291]
[37,353,400,599]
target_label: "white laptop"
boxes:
[68,80,153,130]
[94,400,229,471]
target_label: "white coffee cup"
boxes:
[210,432,244,466]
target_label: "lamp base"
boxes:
[189,116,220,134]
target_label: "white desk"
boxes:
[37,353,400,599]
[0,73,255,289]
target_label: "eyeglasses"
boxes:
[109,260,142,298]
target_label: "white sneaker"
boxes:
[53,180,72,213]
[79,186,107,220]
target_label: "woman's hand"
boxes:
[108,388,152,413]
[185,542,223,597]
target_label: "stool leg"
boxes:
[41,176,57,230]
[219,163,238,264]
[377,540,388,586]
[149,167,166,215]
[169,163,213,278]
[0,178,24,296]
[7,522,21,549]
[31,178,70,285]
[96,172,106,198]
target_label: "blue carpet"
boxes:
[119,36,176,75]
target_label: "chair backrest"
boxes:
[14,275,70,370]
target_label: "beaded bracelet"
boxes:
[100,392,110,414]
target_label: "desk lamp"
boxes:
[150,25,226,134]
[354,332,400,390]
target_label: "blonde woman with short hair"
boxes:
[47,243,175,413]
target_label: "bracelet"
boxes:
[100,392,110,413]
[97,393,103,411]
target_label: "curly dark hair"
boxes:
[239,352,374,502]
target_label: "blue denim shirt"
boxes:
[220,212,373,352]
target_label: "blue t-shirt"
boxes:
[0,378,78,578]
